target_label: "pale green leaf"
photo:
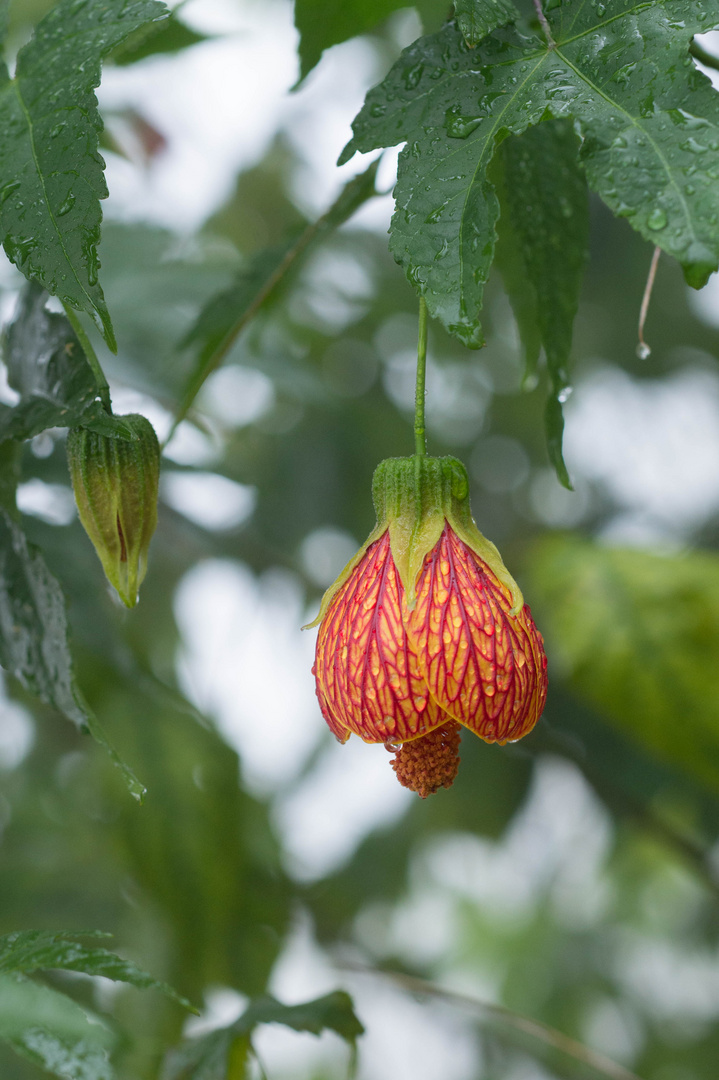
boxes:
[526,535,719,793]
[176,159,379,421]
[0,0,169,351]
[0,930,195,1012]
[454,0,519,48]
[0,973,115,1080]
[0,509,145,799]
[162,992,364,1080]
[342,2,719,348]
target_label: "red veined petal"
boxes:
[406,525,547,743]
[314,531,448,743]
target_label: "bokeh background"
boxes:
[3,2,719,1078]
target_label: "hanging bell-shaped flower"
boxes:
[307,456,547,797]
[67,414,160,608]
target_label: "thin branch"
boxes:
[690,39,719,72]
[532,0,555,47]
[168,160,381,443]
[529,721,719,903]
[636,246,660,359]
[340,965,643,1080]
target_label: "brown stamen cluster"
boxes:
[390,721,462,798]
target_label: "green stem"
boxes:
[690,39,719,71]
[63,304,112,414]
[414,297,428,456]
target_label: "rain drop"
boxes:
[403,63,424,90]
[636,342,651,359]
[647,208,667,230]
[57,193,75,217]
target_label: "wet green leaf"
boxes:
[526,534,719,793]
[0,973,115,1080]
[454,0,518,48]
[0,0,169,351]
[342,3,719,346]
[162,991,364,1080]
[493,121,588,488]
[0,509,145,799]
[0,930,195,1012]
[0,284,134,442]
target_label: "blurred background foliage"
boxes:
[2,1,719,1079]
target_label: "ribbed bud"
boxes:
[309,455,548,796]
[67,414,160,608]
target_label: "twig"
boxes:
[690,39,719,72]
[636,246,660,359]
[532,0,555,47]
[530,721,719,903]
[168,161,381,443]
[340,964,644,1080]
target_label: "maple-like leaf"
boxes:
[341,1,719,348]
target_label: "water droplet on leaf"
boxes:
[647,208,667,230]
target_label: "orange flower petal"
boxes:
[406,525,547,743]
[315,531,448,743]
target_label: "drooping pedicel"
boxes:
[66,414,160,608]
[309,456,547,797]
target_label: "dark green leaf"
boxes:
[162,992,363,1080]
[0,284,134,442]
[0,509,145,799]
[342,3,719,347]
[0,440,20,512]
[494,120,589,487]
[295,0,415,82]
[526,534,719,794]
[0,973,115,1080]
[0,930,195,1012]
[0,0,169,351]
[111,13,207,65]
[176,159,379,420]
[454,0,518,48]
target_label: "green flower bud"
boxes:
[67,414,160,607]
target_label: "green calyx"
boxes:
[306,455,523,628]
[373,456,524,612]
[67,414,160,608]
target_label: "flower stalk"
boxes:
[414,297,428,457]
